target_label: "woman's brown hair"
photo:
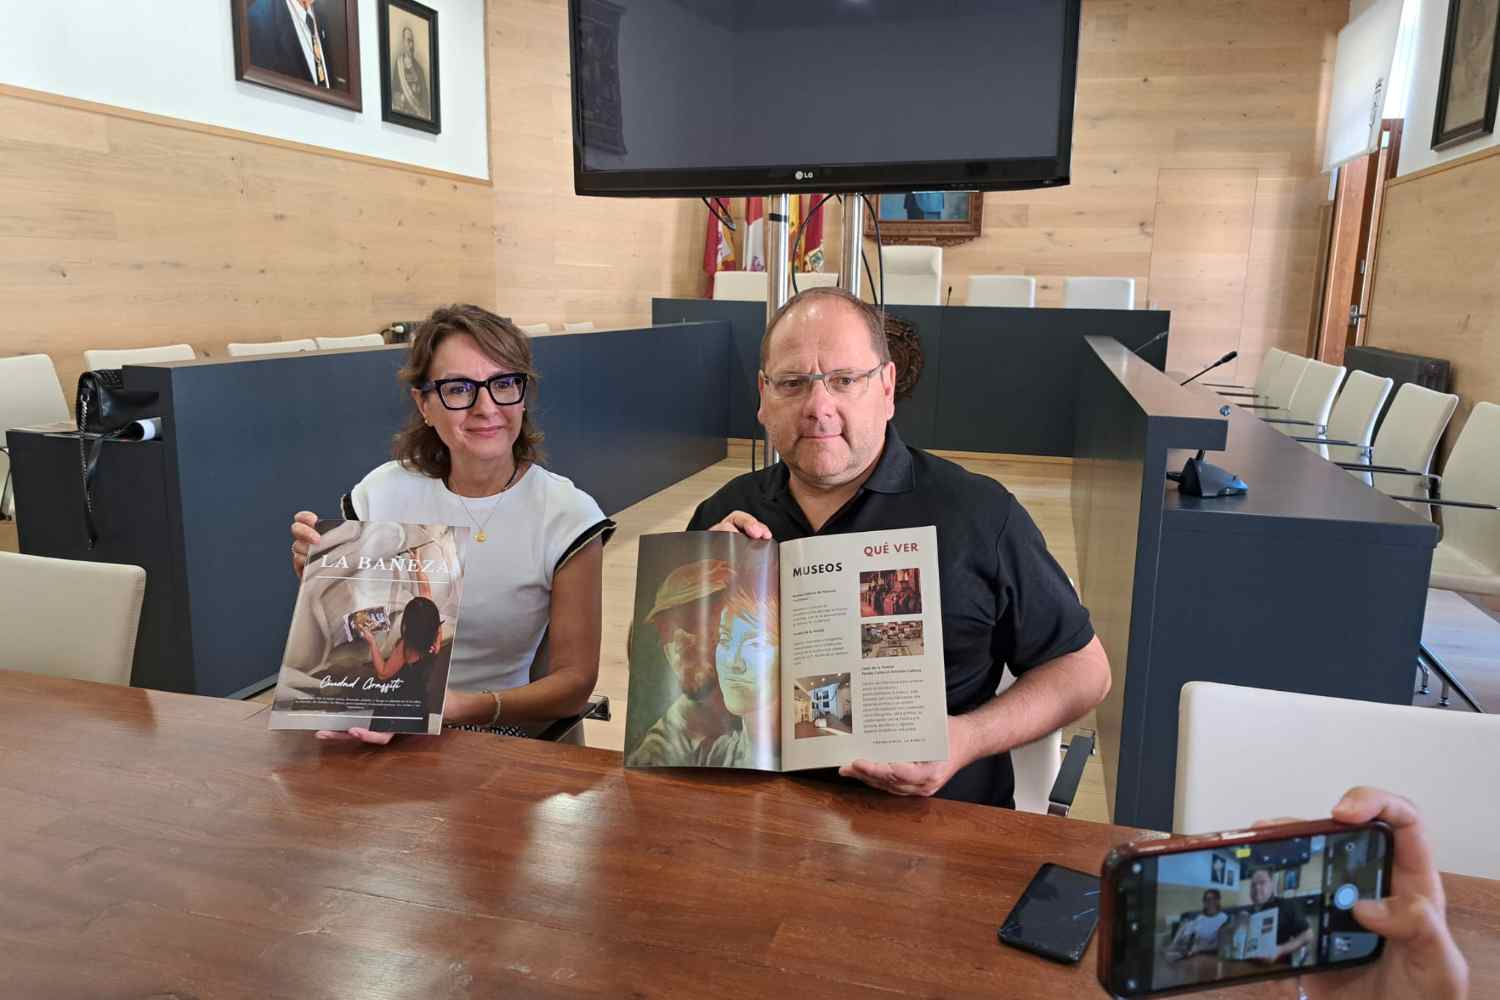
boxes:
[393,304,545,480]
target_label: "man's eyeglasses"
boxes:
[419,373,529,410]
[760,363,885,399]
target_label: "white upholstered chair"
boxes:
[1062,276,1136,310]
[1288,370,1393,462]
[1176,682,1500,880]
[226,339,319,357]
[793,271,840,290]
[1236,353,1310,414]
[0,551,146,687]
[1,354,72,519]
[966,275,1037,307]
[83,344,196,369]
[1336,382,1459,499]
[1262,359,1345,438]
[1206,347,1287,397]
[878,245,943,305]
[562,322,596,333]
[518,323,552,335]
[998,666,1093,816]
[314,334,386,350]
[712,271,768,301]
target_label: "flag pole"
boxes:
[763,193,793,466]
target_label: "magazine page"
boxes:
[624,532,781,771]
[778,526,949,772]
[270,521,466,735]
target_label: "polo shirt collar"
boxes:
[760,423,915,502]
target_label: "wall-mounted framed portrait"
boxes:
[231,0,363,111]
[1432,0,1500,149]
[865,192,984,246]
[379,0,442,134]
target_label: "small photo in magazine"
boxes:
[861,620,925,659]
[793,672,853,739]
[339,606,392,645]
[858,567,922,617]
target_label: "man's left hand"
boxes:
[839,715,975,797]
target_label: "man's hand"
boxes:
[315,728,395,745]
[706,510,773,540]
[1285,787,1469,1000]
[838,715,977,797]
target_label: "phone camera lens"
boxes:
[1131,863,1142,874]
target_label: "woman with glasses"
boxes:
[289,304,613,742]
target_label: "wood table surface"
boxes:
[2,671,1497,1000]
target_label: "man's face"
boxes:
[757,300,895,490]
[1202,893,1221,916]
[403,27,416,58]
[652,596,724,698]
[1249,870,1274,905]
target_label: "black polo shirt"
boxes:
[687,425,1095,808]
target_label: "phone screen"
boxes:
[999,863,1101,963]
[1107,828,1392,996]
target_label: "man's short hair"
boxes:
[760,286,891,368]
[1203,889,1221,901]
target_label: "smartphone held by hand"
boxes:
[1097,818,1394,997]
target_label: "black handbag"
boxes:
[74,370,161,547]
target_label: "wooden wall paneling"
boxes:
[1365,152,1500,451]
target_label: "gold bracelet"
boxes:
[482,689,503,728]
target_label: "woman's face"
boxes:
[412,333,525,478]
[715,608,777,716]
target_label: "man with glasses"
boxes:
[688,286,1110,808]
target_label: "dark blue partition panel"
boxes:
[653,298,1170,456]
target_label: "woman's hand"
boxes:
[315,728,395,745]
[290,511,321,576]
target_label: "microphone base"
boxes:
[1175,456,1248,498]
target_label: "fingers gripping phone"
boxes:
[1098,819,1394,997]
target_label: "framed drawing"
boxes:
[379,0,442,134]
[865,191,984,246]
[1432,0,1500,149]
[231,0,363,112]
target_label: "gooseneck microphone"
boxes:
[1131,328,1170,357]
[945,285,954,306]
[1180,351,1238,386]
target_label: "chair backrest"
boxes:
[563,321,596,333]
[967,275,1037,308]
[1434,401,1500,578]
[0,354,72,517]
[1367,382,1460,501]
[1253,348,1289,398]
[518,323,552,335]
[794,271,840,290]
[1062,276,1136,310]
[314,334,386,350]
[998,665,1062,814]
[83,344,195,369]
[0,551,146,686]
[1176,682,1500,879]
[879,246,943,306]
[712,271,768,301]
[1263,353,1310,410]
[1275,360,1345,436]
[1315,370,1393,462]
[226,339,319,357]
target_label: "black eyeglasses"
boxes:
[419,373,529,410]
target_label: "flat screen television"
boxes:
[568,0,1080,197]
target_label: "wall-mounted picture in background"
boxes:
[866,191,984,246]
[232,0,363,111]
[1432,0,1500,149]
[380,0,442,134]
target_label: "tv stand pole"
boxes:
[764,192,793,466]
[839,193,864,298]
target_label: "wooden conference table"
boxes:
[4,673,1498,999]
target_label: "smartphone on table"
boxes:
[998,862,1102,963]
[1098,819,1394,997]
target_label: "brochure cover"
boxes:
[624,526,949,771]
[270,520,467,735]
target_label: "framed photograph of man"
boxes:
[231,0,363,111]
[380,0,442,134]
[1432,0,1500,149]
[865,191,984,246]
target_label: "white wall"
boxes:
[0,0,489,180]
[1399,0,1500,174]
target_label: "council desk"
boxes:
[4,672,1498,998]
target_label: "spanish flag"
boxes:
[799,194,827,272]
[701,198,737,296]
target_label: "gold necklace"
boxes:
[453,462,521,543]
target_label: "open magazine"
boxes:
[270,520,467,734]
[624,526,949,771]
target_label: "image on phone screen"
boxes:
[1108,828,1391,996]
